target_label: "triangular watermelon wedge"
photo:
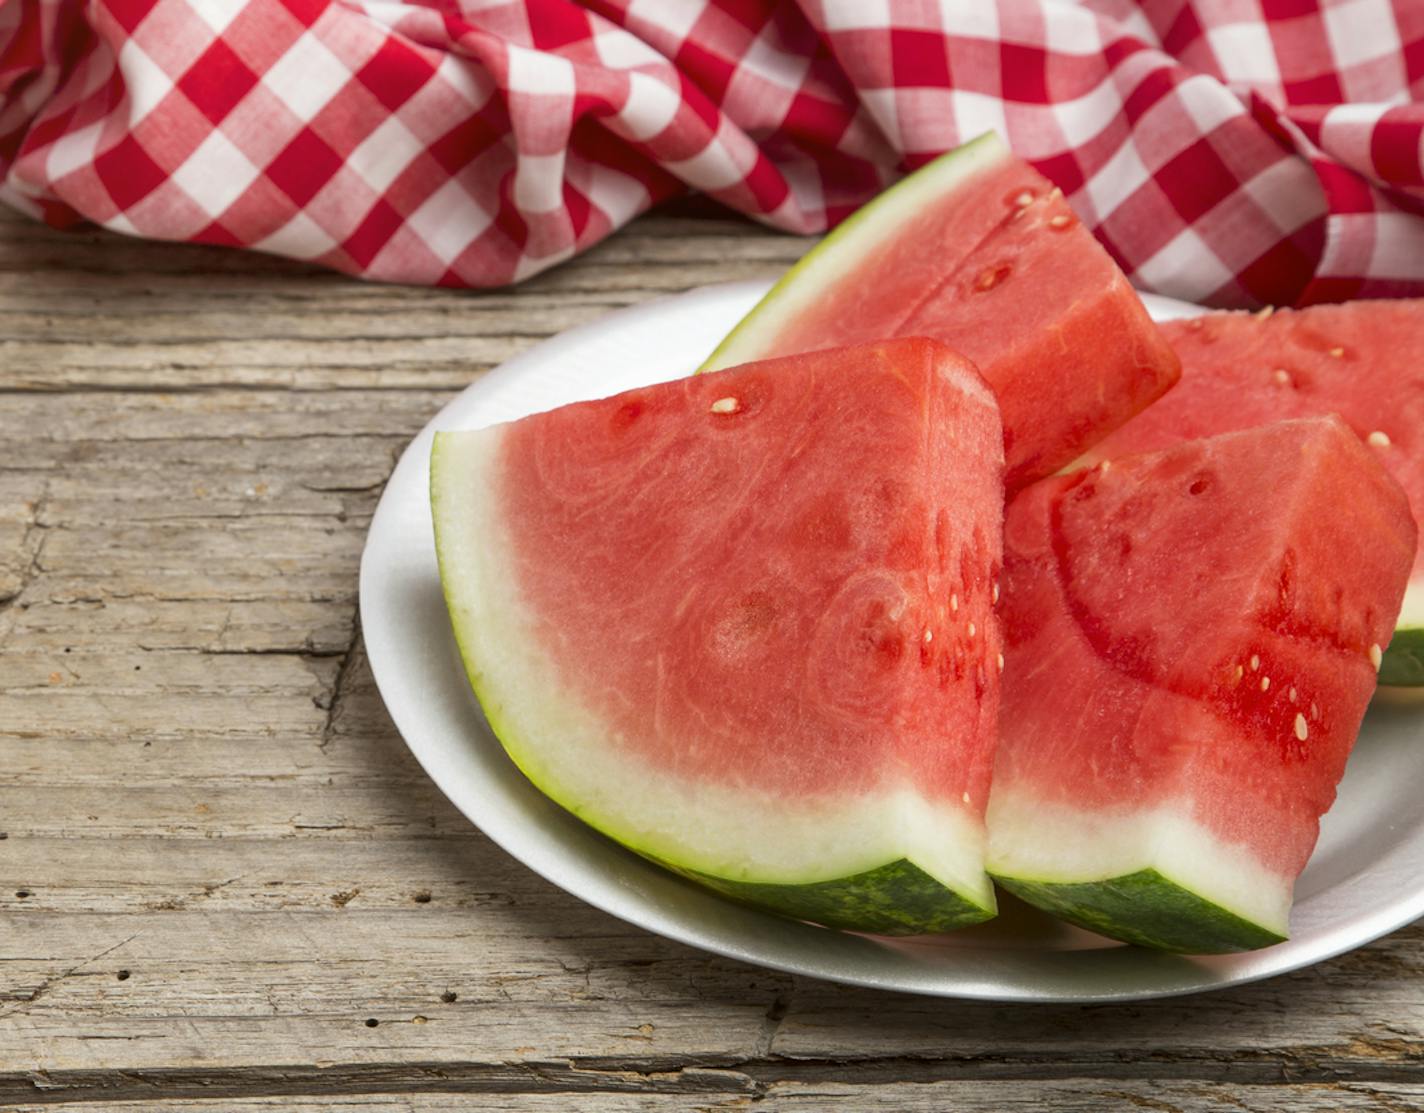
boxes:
[701,133,1180,490]
[989,418,1415,951]
[1085,300,1424,686]
[431,339,1005,934]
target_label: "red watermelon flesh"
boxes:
[702,133,1180,490]
[431,338,1005,933]
[897,187,1180,488]
[988,418,1415,951]
[1084,301,1424,684]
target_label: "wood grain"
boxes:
[1,205,1421,1110]
[7,1083,1424,1112]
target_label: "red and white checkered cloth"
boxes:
[1,1,1422,307]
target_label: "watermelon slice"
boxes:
[700,132,1181,490]
[1085,301,1424,686]
[430,338,1006,934]
[988,418,1415,952]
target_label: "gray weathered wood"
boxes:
[1,205,1421,1109]
[6,1082,1424,1110]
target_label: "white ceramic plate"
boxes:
[360,280,1424,1002]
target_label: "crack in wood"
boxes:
[0,932,142,1020]
[751,993,792,1060]
[141,875,246,913]
[318,618,364,753]
[4,1049,1424,1105]
[0,488,50,612]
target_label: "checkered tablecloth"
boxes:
[2,1,1421,306]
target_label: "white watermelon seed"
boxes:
[1289,687,1298,702]
[967,621,976,639]
[1260,676,1270,691]
[992,582,1000,604]
[1255,305,1275,320]
[1272,369,1291,386]
[1294,713,1309,742]
[1330,347,1345,357]
[962,791,972,804]
[923,628,933,644]
[1368,430,1391,448]
[1099,460,1112,473]
[1370,643,1383,670]
[1250,654,1260,671]
[1014,190,1034,208]
[1232,664,1244,683]
[975,266,1008,291]
[1049,214,1071,228]
[950,593,959,612]
[997,652,1005,672]
[710,397,740,414]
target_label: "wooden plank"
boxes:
[1,899,1422,1079]
[5,1082,1424,1110]
[0,208,806,393]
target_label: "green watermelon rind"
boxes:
[699,132,1007,373]
[667,857,995,936]
[992,870,1288,954]
[430,434,998,937]
[1382,587,1424,686]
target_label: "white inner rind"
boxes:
[702,133,1008,372]
[1394,578,1424,633]
[431,430,994,909]
[985,786,1292,936]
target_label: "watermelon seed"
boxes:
[1232,664,1244,684]
[1370,643,1383,670]
[1099,460,1111,473]
[974,264,1012,292]
[1330,347,1345,358]
[1294,713,1309,742]
[1250,654,1260,671]
[1013,190,1034,208]
[1049,214,1071,230]
[992,582,1000,604]
[923,628,933,644]
[1272,369,1292,386]
[950,593,959,612]
[1255,306,1275,320]
[1368,430,1391,448]
[1260,676,1270,691]
[962,791,972,804]
[997,652,1004,673]
[709,397,740,415]
[967,621,976,639]
[1289,687,1298,702]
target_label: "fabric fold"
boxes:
[0,0,1419,306]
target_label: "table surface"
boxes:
[1,203,1421,1112]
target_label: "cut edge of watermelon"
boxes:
[1381,582,1424,686]
[430,430,999,932]
[698,132,1007,373]
[985,789,1292,953]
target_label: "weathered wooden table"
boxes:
[1,203,1421,1111]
